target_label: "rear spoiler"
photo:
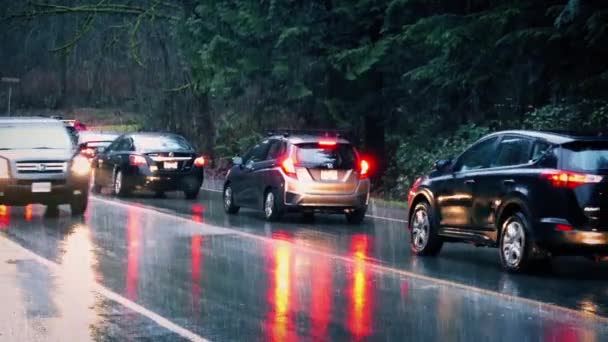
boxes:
[266,128,351,138]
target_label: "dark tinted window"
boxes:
[0,123,72,150]
[115,138,133,151]
[454,137,499,172]
[295,143,356,169]
[561,142,608,173]
[492,136,532,167]
[132,135,193,151]
[244,140,271,163]
[266,140,285,160]
[532,141,551,162]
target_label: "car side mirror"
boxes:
[435,159,452,172]
[232,156,243,166]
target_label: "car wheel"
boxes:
[45,203,60,217]
[345,208,366,224]
[184,189,200,200]
[302,211,315,222]
[410,202,443,256]
[223,185,240,214]
[499,211,537,273]
[113,170,130,197]
[70,195,88,216]
[91,169,102,194]
[263,189,282,222]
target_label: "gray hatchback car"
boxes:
[223,133,371,223]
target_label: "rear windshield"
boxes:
[295,143,356,169]
[0,124,72,150]
[78,132,119,144]
[133,135,193,151]
[560,142,608,173]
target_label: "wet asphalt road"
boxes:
[1,190,608,341]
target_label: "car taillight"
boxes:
[281,157,297,176]
[81,148,96,157]
[129,155,148,166]
[541,170,602,189]
[194,156,205,167]
[359,159,370,179]
[318,140,337,147]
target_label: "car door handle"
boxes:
[464,179,475,185]
[503,179,515,185]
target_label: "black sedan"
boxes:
[91,132,205,199]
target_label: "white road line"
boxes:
[0,235,209,342]
[92,195,608,324]
[200,187,408,223]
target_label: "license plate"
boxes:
[31,182,51,193]
[320,170,338,181]
[164,161,178,170]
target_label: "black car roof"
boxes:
[486,130,608,145]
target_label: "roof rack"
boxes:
[266,128,350,138]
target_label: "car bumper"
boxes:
[0,177,89,205]
[282,179,370,211]
[131,170,204,192]
[537,219,608,255]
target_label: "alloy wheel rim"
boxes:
[502,221,525,267]
[224,187,232,208]
[114,171,122,194]
[265,192,274,218]
[411,208,430,250]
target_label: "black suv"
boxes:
[0,117,91,215]
[407,130,608,272]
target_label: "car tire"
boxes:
[91,169,102,194]
[70,195,88,216]
[345,208,366,224]
[112,170,131,197]
[263,188,282,222]
[184,189,200,200]
[302,211,315,222]
[45,203,60,217]
[409,202,443,256]
[499,211,537,273]
[223,185,240,214]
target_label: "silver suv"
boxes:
[0,117,91,215]
[223,133,371,223]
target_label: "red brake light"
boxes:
[194,156,205,167]
[281,157,296,176]
[556,224,573,231]
[359,159,370,179]
[541,170,602,189]
[318,140,337,147]
[129,155,148,166]
[81,148,96,157]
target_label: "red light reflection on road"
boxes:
[545,324,596,342]
[266,235,297,342]
[191,235,203,313]
[191,204,205,223]
[348,234,373,339]
[126,208,141,301]
[311,251,332,339]
[0,205,10,229]
[24,205,33,221]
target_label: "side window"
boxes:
[245,140,271,164]
[266,140,285,160]
[454,137,499,172]
[492,136,533,167]
[115,138,133,152]
[531,141,551,162]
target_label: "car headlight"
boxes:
[71,155,91,176]
[0,158,9,179]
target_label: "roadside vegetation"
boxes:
[2,0,608,200]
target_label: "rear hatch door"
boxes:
[294,142,359,194]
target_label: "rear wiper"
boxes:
[31,147,56,150]
[0,148,13,150]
